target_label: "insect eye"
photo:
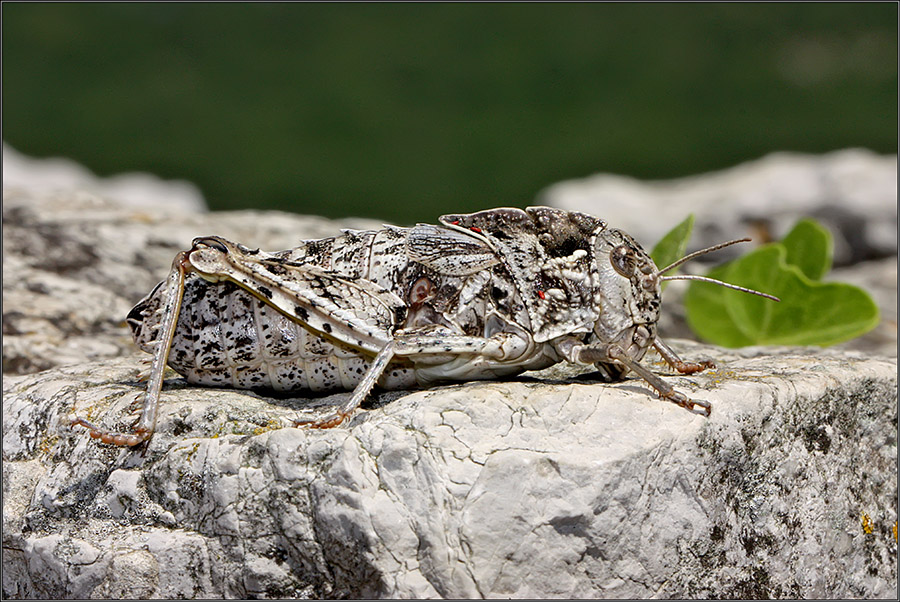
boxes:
[194,237,228,253]
[610,245,636,277]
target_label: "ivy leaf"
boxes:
[683,219,879,347]
[781,218,832,280]
[683,260,756,347]
[650,214,694,289]
[721,246,878,346]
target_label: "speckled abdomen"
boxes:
[130,276,418,393]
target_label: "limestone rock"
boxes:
[2,143,207,213]
[2,345,897,598]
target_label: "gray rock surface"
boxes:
[3,147,897,598]
[3,346,897,598]
[2,143,207,213]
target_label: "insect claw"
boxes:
[658,386,711,417]
[671,359,715,375]
[293,410,350,429]
[71,416,100,431]
[71,416,151,446]
[687,398,712,417]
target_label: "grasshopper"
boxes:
[72,207,777,446]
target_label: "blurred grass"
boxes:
[2,3,896,224]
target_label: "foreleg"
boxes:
[652,337,715,374]
[557,339,712,417]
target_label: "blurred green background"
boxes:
[3,2,896,225]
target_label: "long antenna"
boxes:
[656,238,751,276]
[653,237,780,302]
[659,274,781,301]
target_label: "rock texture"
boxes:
[3,347,898,598]
[3,147,897,598]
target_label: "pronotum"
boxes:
[72,206,778,445]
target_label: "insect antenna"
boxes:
[656,238,751,276]
[654,238,781,302]
[659,274,780,301]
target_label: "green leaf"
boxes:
[650,214,694,289]
[684,242,880,347]
[683,261,756,347]
[780,218,832,280]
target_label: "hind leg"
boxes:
[72,251,189,446]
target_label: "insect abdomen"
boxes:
[131,276,417,393]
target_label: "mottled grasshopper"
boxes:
[73,207,777,445]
